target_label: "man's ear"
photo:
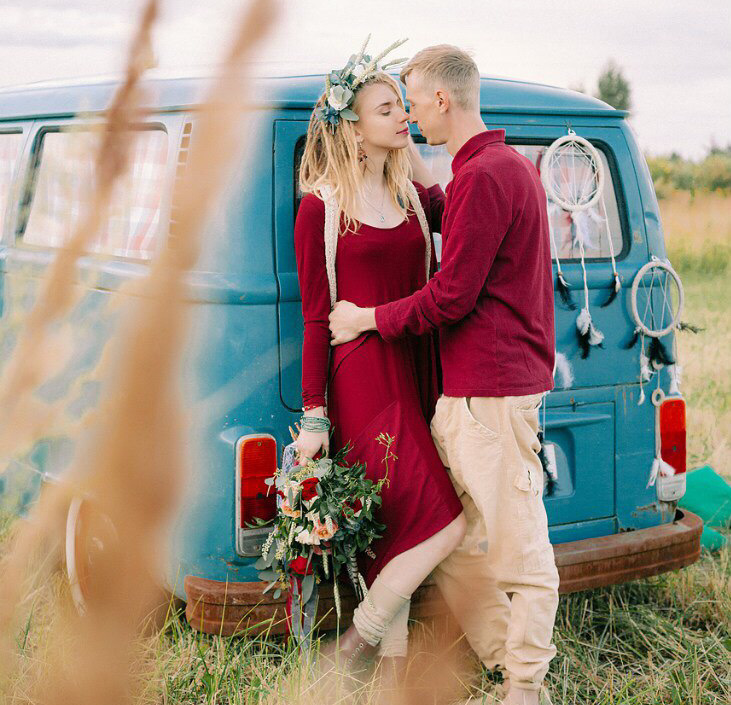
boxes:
[435,89,449,114]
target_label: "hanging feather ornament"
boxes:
[601,271,622,308]
[572,212,605,358]
[678,321,703,334]
[553,351,574,389]
[537,431,558,497]
[646,454,676,489]
[668,363,682,396]
[623,327,641,350]
[556,271,576,310]
[576,306,605,359]
[547,201,576,310]
[647,336,675,368]
[647,390,676,488]
[637,336,653,405]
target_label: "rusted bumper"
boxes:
[184,509,703,636]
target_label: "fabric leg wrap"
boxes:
[377,600,410,657]
[352,575,409,647]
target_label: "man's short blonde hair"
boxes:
[400,44,480,111]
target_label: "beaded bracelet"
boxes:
[300,415,331,433]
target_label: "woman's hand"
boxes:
[295,429,329,466]
[296,406,330,466]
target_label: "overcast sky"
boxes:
[0,0,728,159]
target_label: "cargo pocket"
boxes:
[512,461,553,574]
[513,461,543,498]
[462,397,499,441]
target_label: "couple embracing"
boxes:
[294,41,558,705]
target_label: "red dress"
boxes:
[294,183,463,586]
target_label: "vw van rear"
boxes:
[0,72,701,634]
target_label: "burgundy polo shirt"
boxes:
[375,129,555,397]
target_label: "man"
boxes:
[328,45,559,705]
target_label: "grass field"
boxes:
[1,191,730,704]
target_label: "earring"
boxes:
[357,141,367,163]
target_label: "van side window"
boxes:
[20,127,168,259]
[413,142,625,263]
[0,132,24,236]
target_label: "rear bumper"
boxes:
[184,509,703,636]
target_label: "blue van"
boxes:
[0,72,702,634]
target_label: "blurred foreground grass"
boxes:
[1,191,729,704]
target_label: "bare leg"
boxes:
[324,514,466,671]
[376,513,466,596]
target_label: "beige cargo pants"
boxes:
[430,393,560,691]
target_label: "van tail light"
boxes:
[660,398,686,474]
[236,435,277,529]
[656,398,686,502]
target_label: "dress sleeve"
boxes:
[294,194,330,409]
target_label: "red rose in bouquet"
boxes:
[289,555,314,575]
[300,477,319,501]
[347,497,363,516]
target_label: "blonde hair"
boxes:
[400,44,480,112]
[299,72,413,234]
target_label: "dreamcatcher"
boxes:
[624,257,688,489]
[541,130,622,358]
[625,257,684,405]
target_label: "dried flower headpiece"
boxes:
[315,34,409,132]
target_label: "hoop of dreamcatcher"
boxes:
[625,257,684,405]
[541,130,621,358]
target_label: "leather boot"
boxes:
[318,622,379,679]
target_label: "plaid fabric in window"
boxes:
[24,129,168,259]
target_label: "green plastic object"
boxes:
[699,525,727,552]
[679,466,731,552]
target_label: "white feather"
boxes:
[647,456,676,488]
[577,307,604,345]
[646,458,660,487]
[640,351,653,382]
[553,351,574,388]
[576,307,591,335]
[571,210,601,251]
[588,322,605,346]
[669,363,682,396]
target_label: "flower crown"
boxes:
[315,35,409,132]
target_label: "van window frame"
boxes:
[14,120,171,264]
[0,126,27,245]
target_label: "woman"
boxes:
[293,45,465,676]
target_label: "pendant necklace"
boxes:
[362,182,387,223]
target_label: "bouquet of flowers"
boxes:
[253,434,395,636]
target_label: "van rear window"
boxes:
[413,142,624,262]
[0,132,24,236]
[21,127,168,259]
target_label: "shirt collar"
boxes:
[451,128,506,174]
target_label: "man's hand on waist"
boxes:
[329,300,376,345]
